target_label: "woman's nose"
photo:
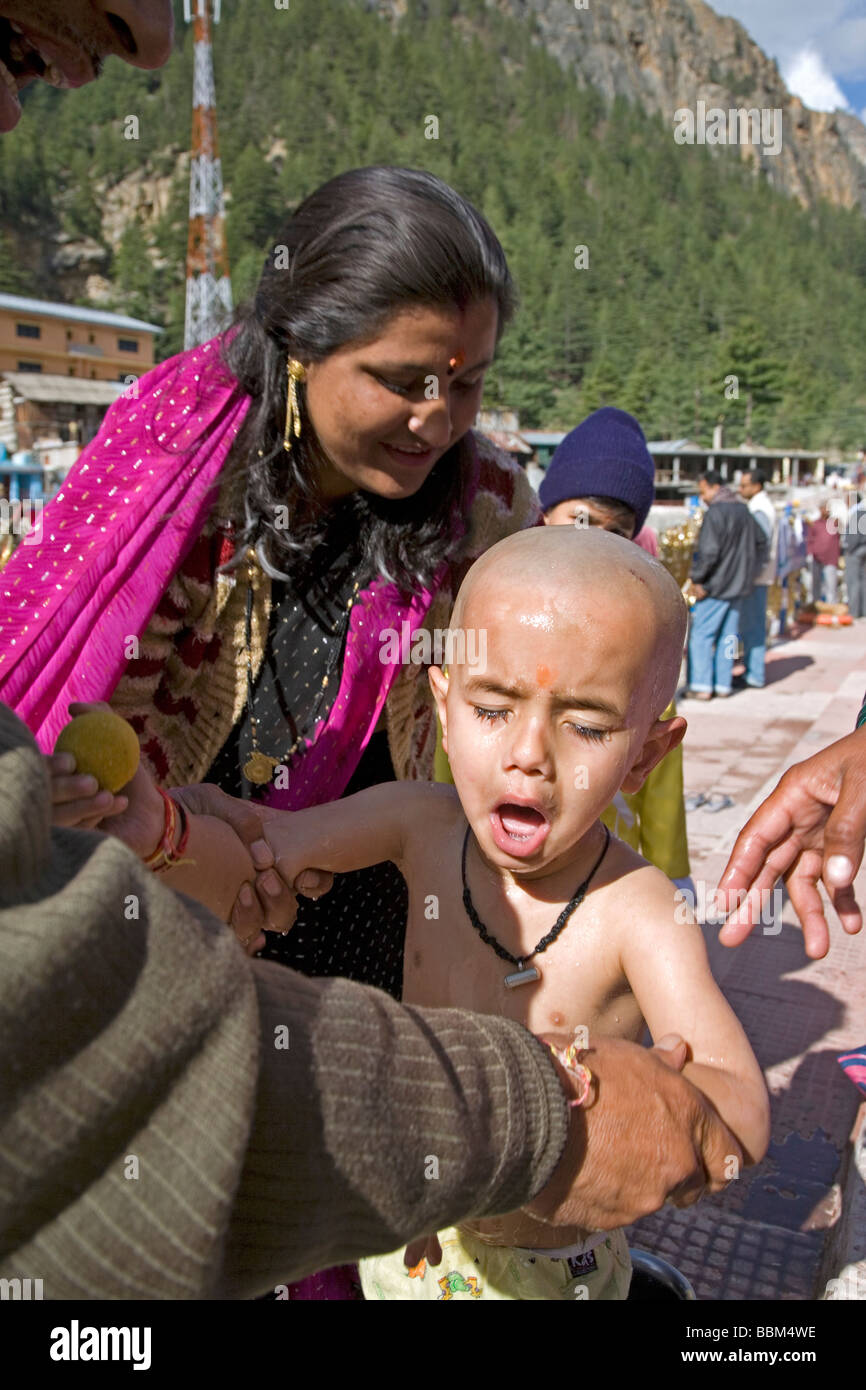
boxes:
[96,0,175,70]
[409,394,453,448]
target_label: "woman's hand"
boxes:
[170,789,333,946]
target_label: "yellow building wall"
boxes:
[0,307,156,379]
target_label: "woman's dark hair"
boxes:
[219,166,516,595]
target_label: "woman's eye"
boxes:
[473,706,509,724]
[377,376,413,397]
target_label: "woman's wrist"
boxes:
[142,787,193,872]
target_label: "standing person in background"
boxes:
[737,469,777,689]
[685,472,766,701]
[842,495,866,619]
[806,501,841,604]
[633,523,660,557]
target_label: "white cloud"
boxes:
[714,1,850,65]
[783,47,850,111]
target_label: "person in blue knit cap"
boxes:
[539,408,692,888]
[539,407,656,540]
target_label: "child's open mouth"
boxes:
[490,803,550,858]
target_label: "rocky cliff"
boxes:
[371,0,866,216]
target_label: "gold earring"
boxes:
[284,358,306,452]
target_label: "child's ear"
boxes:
[428,665,450,750]
[620,715,687,793]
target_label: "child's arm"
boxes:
[619,870,771,1166]
[260,781,454,885]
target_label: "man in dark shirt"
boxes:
[685,471,767,700]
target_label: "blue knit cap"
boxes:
[538,407,655,533]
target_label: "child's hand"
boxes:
[403,1234,442,1270]
[49,748,126,829]
[261,815,334,905]
[48,700,165,858]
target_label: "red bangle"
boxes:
[142,787,193,873]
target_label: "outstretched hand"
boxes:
[715,725,866,959]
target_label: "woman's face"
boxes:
[303,298,499,500]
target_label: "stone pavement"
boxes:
[625,620,866,1300]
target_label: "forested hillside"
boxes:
[0,0,864,448]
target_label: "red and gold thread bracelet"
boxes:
[142,787,195,874]
[547,1041,594,1107]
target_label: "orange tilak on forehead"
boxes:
[535,663,553,687]
[447,349,465,375]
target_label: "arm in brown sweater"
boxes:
[0,702,568,1299]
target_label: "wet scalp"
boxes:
[452,527,688,714]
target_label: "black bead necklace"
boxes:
[461,823,611,988]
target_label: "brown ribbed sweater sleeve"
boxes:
[0,703,568,1299]
[220,967,567,1296]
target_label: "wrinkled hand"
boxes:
[527,1035,742,1230]
[716,725,866,959]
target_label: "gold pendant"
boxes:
[243,751,279,785]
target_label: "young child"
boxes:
[539,406,692,890]
[53,526,770,1300]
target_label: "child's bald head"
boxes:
[451,526,687,721]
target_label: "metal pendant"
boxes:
[504,964,541,989]
[243,751,279,785]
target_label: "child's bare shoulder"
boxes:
[598,835,683,934]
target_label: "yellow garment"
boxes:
[601,701,690,878]
[434,701,690,879]
[360,1226,632,1301]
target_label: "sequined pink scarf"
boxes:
[0,336,445,797]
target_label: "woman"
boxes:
[0,167,539,1293]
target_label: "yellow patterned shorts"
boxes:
[360,1225,632,1301]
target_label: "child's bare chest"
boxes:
[401,842,644,1043]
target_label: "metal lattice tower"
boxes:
[183,0,232,349]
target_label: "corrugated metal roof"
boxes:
[0,292,161,334]
[2,372,128,405]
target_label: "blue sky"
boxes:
[714,1,866,120]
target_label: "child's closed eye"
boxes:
[568,724,610,743]
[473,705,509,724]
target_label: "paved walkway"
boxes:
[625,620,866,1300]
